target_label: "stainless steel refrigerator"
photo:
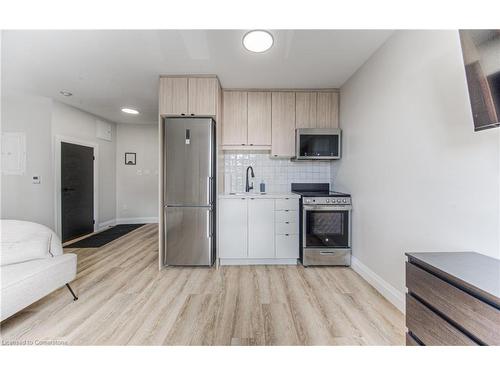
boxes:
[164,117,215,266]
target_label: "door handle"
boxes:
[207,177,212,204]
[320,251,336,255]
[62,187,75,192]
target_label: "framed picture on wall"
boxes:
[125,152,136,165]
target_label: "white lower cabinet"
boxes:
[248,198,275,258]
[276,234,299,258]
[219,196,299,264]
[219,198,247,258]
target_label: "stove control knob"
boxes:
[343,199,347,203]
[326,199,330,203]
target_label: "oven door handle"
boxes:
[303,205,352,211]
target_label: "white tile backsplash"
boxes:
[224,151,331,193]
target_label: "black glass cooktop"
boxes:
[291,183,351,198]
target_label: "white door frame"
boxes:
[54,135,99,239]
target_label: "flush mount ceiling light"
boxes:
[242,30,274,53]
[59,90,73,97]
[121,108,139,115]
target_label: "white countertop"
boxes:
[218,192,299,199]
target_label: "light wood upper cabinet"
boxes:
[222,91,248,145]
[159,77,188,116]
[271,92,296,157]
[188,77,217,116]
[247,92,272,146]
[317,92,339,128]
[295,92,317,128]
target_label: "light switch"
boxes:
[32,175,41,184]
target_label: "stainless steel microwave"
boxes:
[295,128,342,160]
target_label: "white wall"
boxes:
[1,95,117,232]
[333,30,500,310]
[115,123,158,223]
[1,95,55,228]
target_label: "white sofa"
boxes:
[1,220,78,321]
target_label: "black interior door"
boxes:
[61,142,94,242]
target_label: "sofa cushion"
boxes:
[0,220,62,266]
[1,253,77,321]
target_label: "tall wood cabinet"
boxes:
[271,92,296,157]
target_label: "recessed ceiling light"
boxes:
[59,90,73,97]
[243,30,274,53]
[121,108,139,115]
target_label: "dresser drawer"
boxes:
[275,210,298,223]
[275,221,299,235]
[275,198,298,211]
[406,294,478,346]
[275,234,299,258]
[406,262,500,345]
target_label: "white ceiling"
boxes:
[2,30,393,124]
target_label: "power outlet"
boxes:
[32,176,41,184]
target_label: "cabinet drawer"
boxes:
[406,262,500,345]
[275,221,299,235]
[275,198,298,211]
[275,210,298,223]
[276,234,299,258]
[406,294,478,346]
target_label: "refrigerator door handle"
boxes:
[207,176,212,205]
[206,209,212,238]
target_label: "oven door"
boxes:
[296,128,341,160]
[302,205,351,249]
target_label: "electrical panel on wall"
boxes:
[1,132,26,175]
[96,119,112,141]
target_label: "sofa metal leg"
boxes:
[65,283,78,301]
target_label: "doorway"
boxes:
[55,137,98,242]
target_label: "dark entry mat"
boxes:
[64,224,145,248]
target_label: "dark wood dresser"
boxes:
[405,252,500,346]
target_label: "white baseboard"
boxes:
[219,258,298,266]
[98,219,116,229]
[351,256,405,313]
[115,217,159,225]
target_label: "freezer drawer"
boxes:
[165,206,213,266]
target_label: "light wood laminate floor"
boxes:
[1,224,404,345]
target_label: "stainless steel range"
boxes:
[292,183,352,266]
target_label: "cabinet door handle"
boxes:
[285,234,289,236]
[285,221,289,224]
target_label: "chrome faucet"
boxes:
[245,166,255,192]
